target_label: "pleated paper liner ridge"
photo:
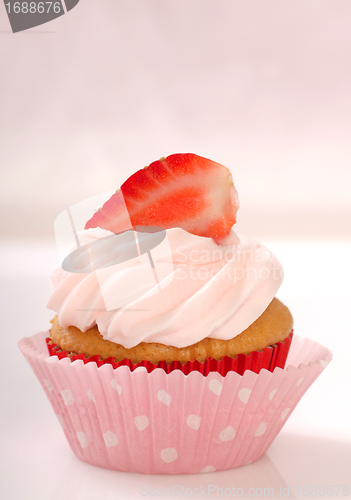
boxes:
[46,331,293,376]
[18,332,332,474]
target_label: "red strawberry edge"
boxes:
[85,153,239,243]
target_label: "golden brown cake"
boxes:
[49,297,292,364]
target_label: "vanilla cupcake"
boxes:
[47,153,293,375]
[18,154,332,474]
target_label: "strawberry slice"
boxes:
[85,153,239,243]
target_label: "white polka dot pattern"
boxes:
[43,378,53,392]
[18,332,332,474]
[56,414,66,430]
[77,432,88,448]
[238,388,251,403]
[254,422,267,437]
[61,389,74,406]
[219,426,236,441]
[186,414,201,430]
[87,388,95,402]
[281,408,291,420]
[103,431,118,447]
[209,379,222,396]
[269,389,277,400]
[157,389,172,406]
[111,379,122,395]
[160,448,178,463]
[200,465,216,473]
[134,415,149,431]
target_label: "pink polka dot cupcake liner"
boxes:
[45,331,293,376]
[18,332,332,474]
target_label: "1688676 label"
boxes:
[3,0,79,32]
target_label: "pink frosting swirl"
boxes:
[47,227,283,348]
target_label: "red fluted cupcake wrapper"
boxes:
[46,331,293,376]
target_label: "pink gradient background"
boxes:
[0,0,350,241]
[1,2,350,498]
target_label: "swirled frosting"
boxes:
[47,227,283,348]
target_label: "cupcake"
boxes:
[18,153,332,474]
[47,153,293,375]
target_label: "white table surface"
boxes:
[1,239,350,500]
